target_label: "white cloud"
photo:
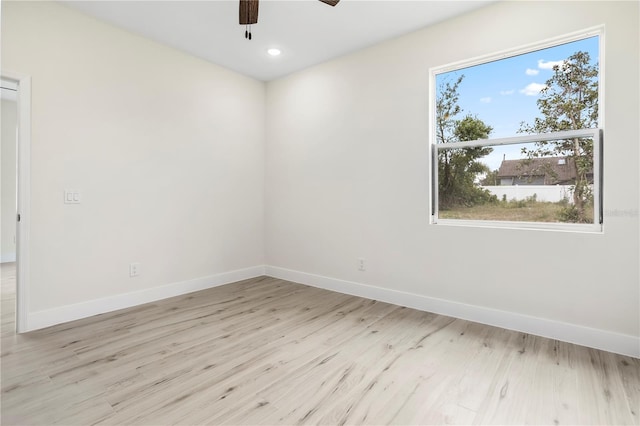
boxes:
[500,89,515,95]
[525,68,539,76]
[538,59,565,70]
[520,82,547,96]
[480,97,492,103]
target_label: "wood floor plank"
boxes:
[1,262,638,425]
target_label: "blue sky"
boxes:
[436,36,599,171]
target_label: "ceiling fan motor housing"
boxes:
[239,0,258,25]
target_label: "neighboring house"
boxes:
[496,157,593,186]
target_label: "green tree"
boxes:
[436,76,494,208]
[519,51,598,222]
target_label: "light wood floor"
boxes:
[1,262,639,425]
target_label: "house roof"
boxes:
[497,157,577,184]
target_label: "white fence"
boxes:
[481,185,573,203]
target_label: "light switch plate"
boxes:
[64,190,81,204]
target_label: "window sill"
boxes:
[432,218,603,234]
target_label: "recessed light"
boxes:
[267,48,281,57]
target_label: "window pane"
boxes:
[437,137,596,224]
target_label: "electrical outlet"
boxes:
[358,257,366,271]
[129,262,140,277]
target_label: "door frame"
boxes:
[2,71,31,333]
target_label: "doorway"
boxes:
[1,81,18,333]
[1,74,30,333]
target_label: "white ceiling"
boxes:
[61,0,494,81]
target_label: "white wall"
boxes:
[1,2,265,315]
[1,98,17,262]
[265,0,639,347]
[483,185,574,203]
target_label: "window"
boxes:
[430,28,603,232]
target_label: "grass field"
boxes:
[439,200,594,223]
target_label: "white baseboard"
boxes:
[27,265,266,332]
[265,266,640,358]
[23,264,639,358]
[1,253,16,263]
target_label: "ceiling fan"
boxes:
[239,0,340,40]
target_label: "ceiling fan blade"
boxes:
[239,0,259,25]
[318,0,340,5]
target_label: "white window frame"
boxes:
[429,26,604,233]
